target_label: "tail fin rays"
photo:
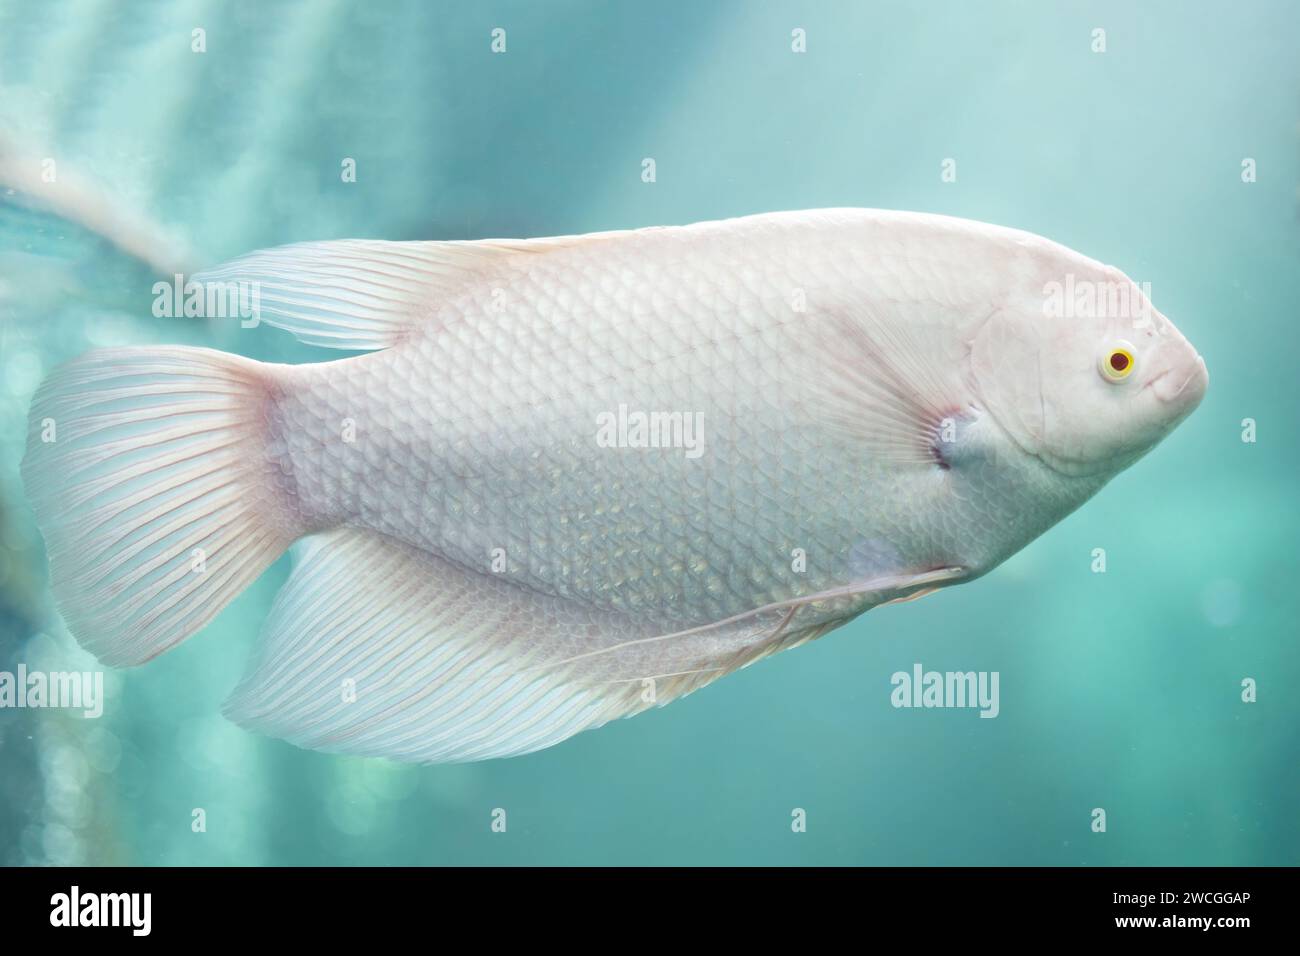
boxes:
[22,347,299,665]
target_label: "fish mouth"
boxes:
[1148,354,1209,409]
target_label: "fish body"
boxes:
[22,209,1207,762]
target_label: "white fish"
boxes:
[21,209,1207,763]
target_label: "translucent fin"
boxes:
[225,528,961,763]
[21,347,299,666]
[192,232,619,351]
[803,305,979,467]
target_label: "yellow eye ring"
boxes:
[1099,343,1136,383]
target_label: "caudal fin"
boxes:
[21,347,299,666]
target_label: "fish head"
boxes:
[971,264,1207,483]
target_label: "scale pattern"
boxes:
[269,211,1051,631]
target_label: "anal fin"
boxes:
[226,528,962,763]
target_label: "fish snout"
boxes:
[1150,349,1208,413]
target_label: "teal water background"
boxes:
[0,0,1296,866]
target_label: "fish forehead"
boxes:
[271,211,1072,623]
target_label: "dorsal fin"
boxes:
[192,232,626,351]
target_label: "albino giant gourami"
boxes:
[22,209,1207,763]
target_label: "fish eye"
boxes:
[1099,342,1136,383]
